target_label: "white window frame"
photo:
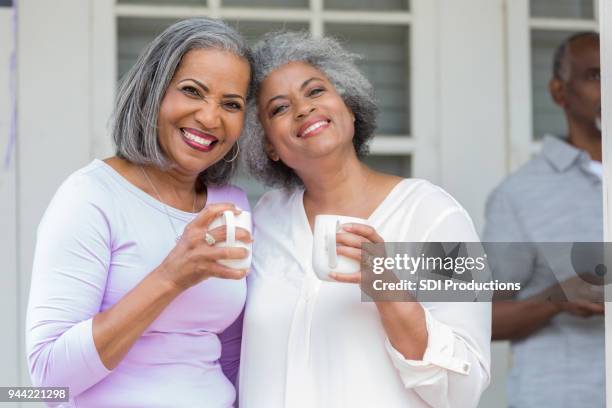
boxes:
[505,0,599,171]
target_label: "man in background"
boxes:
[483,32,604,407]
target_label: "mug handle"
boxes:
[223,210,236,247]
[326,220,339,269]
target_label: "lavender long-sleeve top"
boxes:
[26,160,249,407]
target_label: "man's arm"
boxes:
[492,279,604,340]
[492,299,560,340]
[484,187,550,340]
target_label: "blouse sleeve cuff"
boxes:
[385,307,471,388]
[75,318,112,378]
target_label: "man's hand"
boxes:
[558,300,604,318]
[545,273,604,318]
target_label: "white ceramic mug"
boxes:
[208,210,252,270]
[312,214,370,281]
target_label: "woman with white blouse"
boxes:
[239,31,491,408]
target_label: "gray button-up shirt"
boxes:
[483,135,604,408]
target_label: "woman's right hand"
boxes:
[155,203,252,291]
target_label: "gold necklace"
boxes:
[139,165,197,242]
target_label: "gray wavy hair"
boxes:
[112,18,252,189]
[242,31,378,189]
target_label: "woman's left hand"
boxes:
[330,223,385,284]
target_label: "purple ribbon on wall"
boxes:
[4,0,17,169]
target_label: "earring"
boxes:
[223,143,240,163]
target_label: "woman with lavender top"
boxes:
[26,18,252,407]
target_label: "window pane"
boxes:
[227,20,309,44]
[530,0,594,19]
[118,17,185,80]
[324,0,409,11]
[364,155,412,177]
[223,0,308,8]
[325,24,410,136]
[118,18,309,80]
[531,29,575,140]
[118,0,206,5]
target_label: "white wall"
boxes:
[16,0,94,391]
[0,7,19,401]
[0,4,111,406]
[437,0,507,231]
[434,2,510,406]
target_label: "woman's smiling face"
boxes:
[157,48,250,175]
[257,62,355,169]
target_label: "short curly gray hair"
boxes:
[112,18,252,189]
[242,31,378,188]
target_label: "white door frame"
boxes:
[600,0,612,405]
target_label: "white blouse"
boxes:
[239,179,491,408]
